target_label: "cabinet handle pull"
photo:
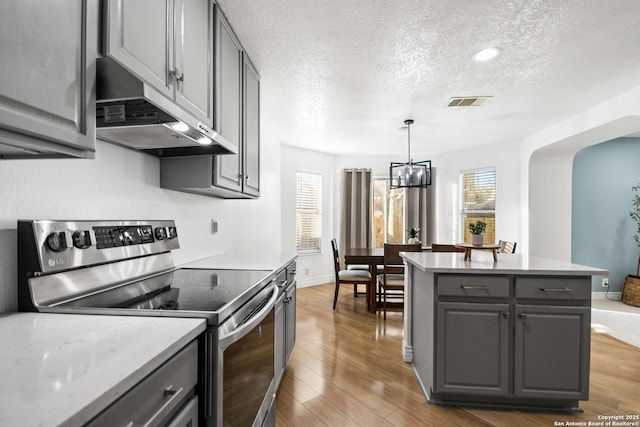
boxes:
[169,69,185,83]
[502,312,511,319]
[539,287,571,292]
[141,385,184,427]
[460,285,489,290]
[519,313,527,319]
[284,296,292,303]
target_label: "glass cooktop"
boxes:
[59,268,273,321]
[130,268,272,312]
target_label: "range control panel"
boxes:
[18,220,180,274]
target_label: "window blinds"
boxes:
[462,168,496,212]
[296,172,322,252]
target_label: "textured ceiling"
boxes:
[216,0,640,156]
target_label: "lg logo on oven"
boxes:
[48,258,64,267]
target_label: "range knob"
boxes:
[72,230,96,249]
[46,231,72,252]
[155,227,167,240]
[167,226,178,239]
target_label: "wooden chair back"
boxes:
[383,243,422,273]
[331,238,341,275]
[498,240,517,253]
[431,243,465,253]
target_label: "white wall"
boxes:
[0,137,283,313]
[281,145,337,287]
[522,85,640,260]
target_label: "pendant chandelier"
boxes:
[389,119,432,189]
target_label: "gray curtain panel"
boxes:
[340,169,372,263]
[404,167,436,245]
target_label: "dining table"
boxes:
[344,247,431,313]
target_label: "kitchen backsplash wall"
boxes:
[0,139,282,313]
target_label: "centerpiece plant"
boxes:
[407,227,421,244]
[468,220,487,246]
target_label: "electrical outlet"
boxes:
[601,278,609,288]
[211,220,218,234]
[305,268,310,276]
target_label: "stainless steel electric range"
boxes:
[18,220,277,427]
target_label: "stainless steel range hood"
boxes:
[96,57,236,157]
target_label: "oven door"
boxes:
[215,283,277,427]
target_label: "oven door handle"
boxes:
[219,284,278,349]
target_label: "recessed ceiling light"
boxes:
[473,47,500,62]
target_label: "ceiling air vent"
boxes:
[447,96,492,107]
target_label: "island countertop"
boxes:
[0,312,206,427]
[402,252,608,276]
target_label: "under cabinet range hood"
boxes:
[96,57,237,157]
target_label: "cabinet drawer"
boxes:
[88,340,198,427]
[437,275,510,298]
[287,261,297,282]
[275,268,287,287]
[515,277,591,301]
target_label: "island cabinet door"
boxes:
[436,302,510,396]
[513,305,590,400]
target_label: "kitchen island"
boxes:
[401,252,607,412]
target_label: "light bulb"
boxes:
[171,122,189,132]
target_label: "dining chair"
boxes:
[431,243,465,252]
[377,243,421,319]
[347,260,383,294]
[346,262,371,296]
[331,239,372,310]
[498,240,517,253]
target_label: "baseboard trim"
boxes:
[296,275,333,288]
[592,291,622,301]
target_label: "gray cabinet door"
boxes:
[103,0,173,99]
[514,305,590,399]
[174,0,213,127]
[284,284,297,361]
[213,8,242,192]
[0,0,96,158]
[436,302,510,396]
[274,293,285,387]
[242,56,260,197]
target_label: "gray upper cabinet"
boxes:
[242,56,261,197]
[160,5,261,199]
[213,9,243,193]
[103,0,213,127]
[0,0,97,159]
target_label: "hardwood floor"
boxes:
[276,283,640,426]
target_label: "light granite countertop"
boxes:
[402,252,608,276]
[180,252,297,271]
[0,312,206,427]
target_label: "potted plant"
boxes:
[623,184,640,306]
[407,227,421,244]
[468,220,487,246]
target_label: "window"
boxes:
[296,172,322,253]
[372,178,405,247]
[461,168,496,243]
